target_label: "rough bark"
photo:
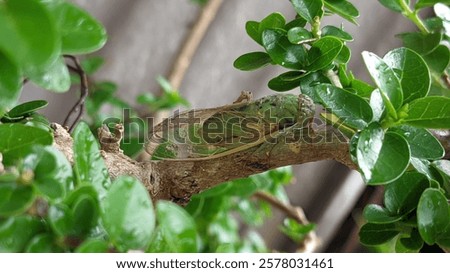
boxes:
[52,120,450,206]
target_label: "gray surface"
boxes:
[22,0,414,252]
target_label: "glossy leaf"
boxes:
[0,216,44,252]
[357,123,410,185]
[417,188,450,245]
[299,72,331,103]
[384,172,429,215]
[391,125,444,160]
[359,223,399,246]
[73,122,110,198]
[54,2,107,54]
[362,51,403,111]
[156,201,198,252]
[384,48,430,103]
[25,234,59,253]
[48,204,74,236]
[102,176,155,251]
[321,25,353,41]
[324,0,359,24]
[287,27,313,44]
[404,96,450,128]
[7,100,48,118]
[0,51,21,116]
[423,45,450,74]
[259,12,286,32]
[363,204,403,224]
[335,44,351,64]
[262,29,307,69]
[306,36,343,71]
[290,0,324,23]
[396,230,423,253]
[397,32,442,55]
[28,57,70,93]
[0,124,53,162]
[75,239,110,253]
[316,84,373,129]
[370,89,385,122]
[416,0,450,9]
[268,71,305,91]
[245,21,262,45]
[378,0,405,12]
[0,185,35,217]
[0,0,59,73]
[349,78,375,98]
[233,52,272,71]
[71,194,99,236]
[284,18,308,30]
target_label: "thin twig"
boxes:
[166,0,224,92]
[63,55,89,132]
[254,191,320,253]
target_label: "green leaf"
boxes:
[156,201,198,252]
[7,100,48,118]
[287,27,313,44]
[416,0,450,9]
[284,18,308,30]
[335,44,351,64]
[81,56,105,75]
[397,32,442,55]
[245,21,261,45]
[321,25,353,41]
[391,126,445,160]
[423,45,450,74]
[396,229,423,253]
[48,204,74,236]
[404,96,450,128]
[0,0,59,73]
[324,0,359,24]
[316,84,373,129]
[27,57,70,93]
[102,176,155,251]
[299,72,331,103]
[262,29,307,69]
[290,0,324,23]
[268,71,305,92]
[75,239,110,253]
[72,194,99,236]
[259,12,286,32]
[306,36,343,71]
[0,185,35,217]
[349,78,375,98]
[25,146,72,200]
[0,216,44,252]
[0,51,21,116]
[233,52,272,71]
[384,172,429,215]
[53,2,107,54]
[357,123,410,185]
[378,0,405,13]
[363,204,403,223]
[0,124,53,161]
[417,188,450,245]
[370,89,385,122]
[25,234,59,253]
[73,122,110,198]
[362,51,403,112]
[384,48,430,103]
[359,223,400,246]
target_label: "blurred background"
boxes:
[22,0,418,252]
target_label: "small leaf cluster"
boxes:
[235,0,450,252]
[0,0,107,117]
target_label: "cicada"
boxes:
[145,93,315,160]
